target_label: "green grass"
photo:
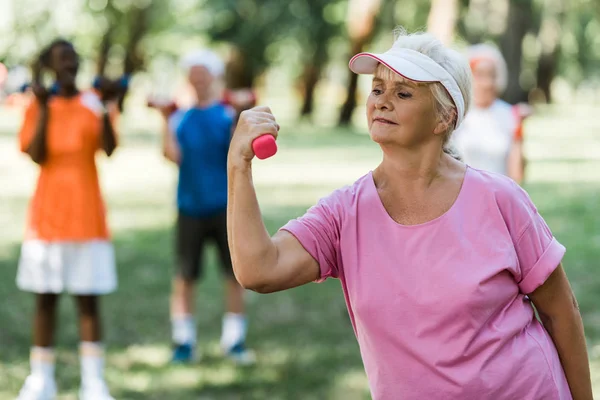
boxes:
[1,104,600,399]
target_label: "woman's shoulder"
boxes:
[466,167,538,223]
[467,167,524,197]
[327,173,371,201]
[289,172,372,234]
[313,172,372,215]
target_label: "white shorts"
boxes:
[17,240,117,295]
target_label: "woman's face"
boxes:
[50,43,79,90]
[366,66,440,149]
[471,59,497,108]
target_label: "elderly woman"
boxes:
[226,29,592,399]
[451,43,528,183]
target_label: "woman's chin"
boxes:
[369,127,396,144]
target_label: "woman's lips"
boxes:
[373,117,397,125]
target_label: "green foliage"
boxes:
[204,0,293,83]
[559,11,600,85]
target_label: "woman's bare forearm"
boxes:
[531,266,593,399]
[540,308,593,400]
[27,105,49,164]
[227,160,278,290]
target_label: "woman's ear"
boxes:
[433,109,456,136]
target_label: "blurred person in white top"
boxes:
[452,44,528,184]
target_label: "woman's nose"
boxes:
[376,92,392,110]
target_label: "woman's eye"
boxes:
[397,91,412,99]
[372,88,382,95]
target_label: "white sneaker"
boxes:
[16,375,57,400]
[79,379,114,400]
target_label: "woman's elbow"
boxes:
[234,274,270,294]
[233,266,277,294]
[240,281,275,294]
[538,293,582,327]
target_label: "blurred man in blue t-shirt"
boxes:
[160,49,255,365]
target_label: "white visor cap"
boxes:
[349,47,466,129]
[180,49,225,77]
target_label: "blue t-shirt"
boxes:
[169,103,234,217]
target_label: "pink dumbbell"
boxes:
[252,134,277,160]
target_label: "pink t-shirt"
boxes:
[281,166,570,400]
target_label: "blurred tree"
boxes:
[96,29,112,78]
[0,1,57,66]
[500,0,534,104]
[427,0,459,45]
[458,0,510,45]
[89,0,167,77]
[122,5,150,75]
[553,0,600,98]
[87,0,173,109]
[532,0,565,103]
[338,0,382,126]
[206,0,291,89]
[296,0,345,118]
[456,0,477,43]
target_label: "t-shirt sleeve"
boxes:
[279,191,344,283]
[18,100,40,153]
[500,181,566,294]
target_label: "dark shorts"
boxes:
[175,210,234,281]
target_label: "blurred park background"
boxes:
[1,0,600,398]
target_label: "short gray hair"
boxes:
[391,27,473,158]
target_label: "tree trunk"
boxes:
[300,30,330,118]
[338,0,381,126]
[500,0,533,104]
[427,0,459,45]
[535,51,558,103]
[338,40,363,126]
[300,63,321,117]
[123,6,150,75]
[533,4,564,103]
[96,31,112,77]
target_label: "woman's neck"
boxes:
[57,87,79,98]
[378,143,447,184]
[373,142,466,196]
